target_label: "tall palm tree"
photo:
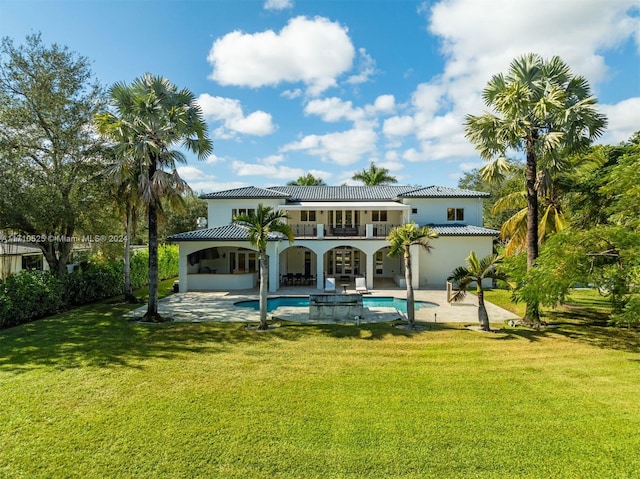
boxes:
[387,223,437,329]
[465,53,606,323]
[287,173,327,186]
[448,252,506,331]
[110,163,141,303]
[233,204,293,330]
[96,74,212,322]
[352,162,397,186]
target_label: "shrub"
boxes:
[0,270,64,328]
[0,243,179,328]
[62,260,123,306]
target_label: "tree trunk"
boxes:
[404,247,415,329]
[259,250,269,330]
[477,288,490,331]
[39,238,72,279]
[524,139,541,324]
[123,205,136,303]
[143,160,162,322]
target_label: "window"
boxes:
[412,208,418,214]
[371,210,388,222]
[232,208,255,220]
[447,208,464,221]
[300,210,316,222]
[22,255,43,271]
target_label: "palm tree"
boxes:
[111,164,141,303]
[233,204,293,330]
[287,173,327,186]
[96,74,212,322]
[448,252,507,332]
[352,162,397,186]
[465,53,607,324]
[387,223,437,329]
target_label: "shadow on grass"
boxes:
[0,299,290,373]
[490,312,640,354]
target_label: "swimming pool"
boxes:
[234,296,438,313]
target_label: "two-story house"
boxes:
[168,185,498,293]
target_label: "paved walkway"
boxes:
[128,285,519,326]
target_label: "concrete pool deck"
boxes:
[127,284,520,326]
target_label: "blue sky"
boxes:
[1,0,639,192]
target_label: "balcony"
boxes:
[290,223,400,239]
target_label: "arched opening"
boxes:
[278,246,318,286]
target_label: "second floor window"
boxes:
[372,210,388,222]
[300,210,316,222]
[232,208,255,219]
[447,208,464,221]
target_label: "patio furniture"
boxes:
[355,277,369,294]
[324,277,336,293]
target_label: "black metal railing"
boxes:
[290,224,317,238]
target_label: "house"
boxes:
[168,185,498,293]
[0,242,48,280]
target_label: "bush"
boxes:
[128,244,179,288]
[62,261,123,306]
[0,270,64,328]
[0,243,179,328]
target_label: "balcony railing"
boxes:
[290,224,317,238]
[325,225,366,237]
[290,224,401,239]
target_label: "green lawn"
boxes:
[1,281,639,478]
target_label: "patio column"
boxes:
[267,242,279,293]
[365,253,374,289]
[178,245,188,292]
[316,252,324,290]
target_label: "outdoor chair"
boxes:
[324,277,336,293]
[355,277,369,294]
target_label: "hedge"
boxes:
[0,244,178,328]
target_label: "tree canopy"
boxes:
[0,34,110,278]
[352,162,397,186]
[96,74,212,321]
[465,53,607,323]
[286,173,327,186]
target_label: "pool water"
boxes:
[234,296,437,313]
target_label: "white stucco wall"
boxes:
[207,199,285,228]
[417,236,494,287]
[406,198,484,227]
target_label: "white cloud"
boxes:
[346,48,377,85]
[176,166,212,182]
[204,154,226,165]
[281,88,303,99]
[264,0,293,10]
[197,94,276,137]
[231,156,333,181]
[189,180,248,193]
[372,94,396,113]
[392,0,640,165]
[208,16,355,96]
[304,97,363,123]
[281,127,377,166]
[383,115,414,138]
[599,97,640,145]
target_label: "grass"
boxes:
[1,280,639,478]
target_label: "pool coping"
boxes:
[126,287,520,325]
